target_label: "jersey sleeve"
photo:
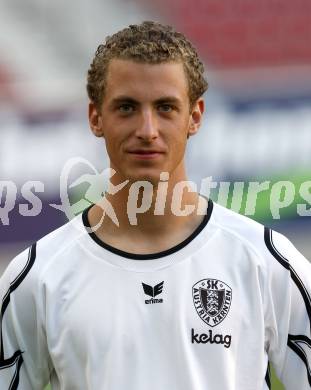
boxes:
[0,243,51,389]
[264,227,311,389]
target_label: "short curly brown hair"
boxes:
[87,21,208,111]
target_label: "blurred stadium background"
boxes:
[1,0,311,388]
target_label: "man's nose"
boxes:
[135,109,159,141]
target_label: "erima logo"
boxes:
[142,281,164,304]
[191,328,232,348]
[192,278,232,327]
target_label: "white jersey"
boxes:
[0,200,311,389]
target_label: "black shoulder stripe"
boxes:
[264,227,311,328]
[287,334,311,385]
[8,353,23,390]
[264,227,311,386]
[0,243,36,388]
[265,361,271,389]
[264,228,290,270]
[0,351,24,390]
[0,243,37,323]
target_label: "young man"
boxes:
[0,21,310,390]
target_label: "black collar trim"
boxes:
[82,198,213,260]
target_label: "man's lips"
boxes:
[126,149,165,159]
[127,149,165,154]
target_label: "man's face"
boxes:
[89,59,204,184]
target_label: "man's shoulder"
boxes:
[211,201,266,245]
[210,201,297,267]
[4,214,86,285]
[35,214,85,259]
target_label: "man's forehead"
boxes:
[106,58,187,83]
[105,58,189,101]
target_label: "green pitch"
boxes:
[271,367,285,389]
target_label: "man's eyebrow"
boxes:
[154,96,182,105]
[110,96,139,105]
[109,96,182,106]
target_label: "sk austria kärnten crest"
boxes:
[192,279,232,327]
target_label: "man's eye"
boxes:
[119,104,134,113]
[158,104,173,112]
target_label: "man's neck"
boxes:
[87,177,209,254]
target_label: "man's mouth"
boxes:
[127,149,164,159]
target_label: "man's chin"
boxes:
[128,174,162,186]
[124,169,166,186]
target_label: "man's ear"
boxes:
[89,102,104,137]
[188,98,205,138]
